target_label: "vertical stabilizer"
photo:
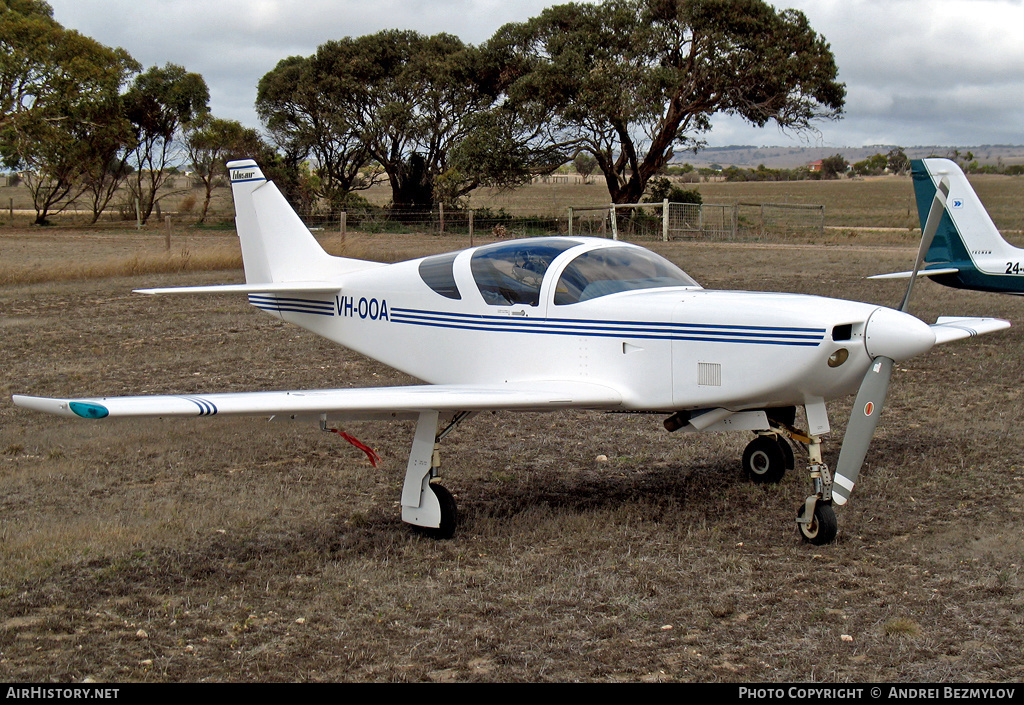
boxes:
[912,158,1014,265]
[227,160,273,283]
[227,159,380,285]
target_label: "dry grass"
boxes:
[0,227,481,288]
[884,618,924,639]
[0,247,242,287]
[2,222,1024,682]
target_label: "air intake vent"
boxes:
[832,324,853,341]
[698,362,722,386]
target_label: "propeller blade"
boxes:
[833,356,895,505]
[833,175,949,506]
[839,176,950,504]
[900,177,950,312]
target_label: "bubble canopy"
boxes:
[552,244,700,305]
[418,238,701,306]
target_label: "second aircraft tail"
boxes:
[911,158,1014,267]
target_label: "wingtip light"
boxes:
[69,401,109,419]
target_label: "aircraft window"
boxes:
[471,238,578,306]
[419,252,462,300]
[554,247,699,305]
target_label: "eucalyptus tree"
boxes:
[183,115,270,222]
[340,30,499,211]
[258,30,563,212]
[0,0,63,134]
[1,0,139,224]
[487,0,846,203]
[257,51,377,213]
[123,63,209,224]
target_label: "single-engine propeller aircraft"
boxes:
[13,160,1011,544]
[871,158,1024,294]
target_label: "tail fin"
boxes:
[911,158,1013,265]
[227,159,381,285]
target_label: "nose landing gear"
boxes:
[743,423,838,545]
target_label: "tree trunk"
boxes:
[390,153,434,213]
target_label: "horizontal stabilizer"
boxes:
[13,381,623,420]
[868,267,959,280]
[930,316,1010,345]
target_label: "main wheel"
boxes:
[742,435,787,484]
[797,501,837,545]
[776,435,795,471]
[417,482,458,540]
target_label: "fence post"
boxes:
[340,211,347,241]
[165,216,172,250]
[439,202,445,235]
[662,198,669,241]
[610,204,618,240]
[568,206,574,238]
[469,210,474,246]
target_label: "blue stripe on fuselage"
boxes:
[389,307,824,346]
[243,296,825,346]
[247,294,336,316]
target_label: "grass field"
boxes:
[3,171,1023,234]
[1,182,1024,682]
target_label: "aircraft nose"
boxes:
[864,307,936,361]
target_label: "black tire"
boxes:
[797,501,838,545]
[776,435,795,471]
[742,435,787,484]
[416,482,458,540]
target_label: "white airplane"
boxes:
[871,157,1024,294]
[12,160,1010,545]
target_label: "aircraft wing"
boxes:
[12,381,623,420]
[134,282,342,295]
[867,267,959,280]
[930,316,1011,345]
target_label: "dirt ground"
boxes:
[1,229,1023,683]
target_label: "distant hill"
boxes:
[681,145,1024,170]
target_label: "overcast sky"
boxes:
[45,0,1024,150]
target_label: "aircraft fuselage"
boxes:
[248,238,927,415]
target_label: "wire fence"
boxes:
[565,202,824,242]
[298,206,568,242]
[2,186,824,244]
[296,201,825,244]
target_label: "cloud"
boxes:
[44,0,1024,147]
[738,0,1024,147]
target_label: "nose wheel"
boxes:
[796,496,837,545]
[748,421,840,545]
[793,431,838,545]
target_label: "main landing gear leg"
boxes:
[400,410,469,539]
[794,434,838,545]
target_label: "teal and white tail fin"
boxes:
[227,159,382,285]
[870,158,1023,289]
[912,158,1015,265]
